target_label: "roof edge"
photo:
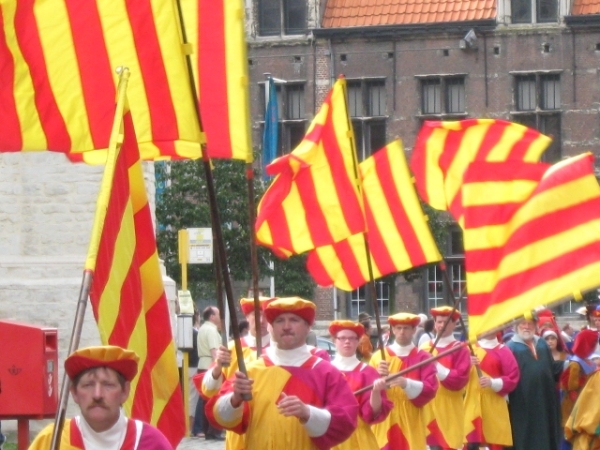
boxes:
[565,14,600,26]
[313,20,497,38]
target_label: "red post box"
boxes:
[0,320,58,418]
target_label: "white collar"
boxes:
[266,344,312,366]
[76,409,127,450]
[332,354,361,371]
[478,337,499,349]
[436,334,457,346]
[244,333,270,348]
[389,342,415,356]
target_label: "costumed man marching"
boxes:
[369,313,438,450]
[328,320,393,450]
[206,297,359,449]
[420,306,471,450]
[564,358,600,450]
[559,329,599,450]
[200,296,275,449]
[29,346,171,450]
[462,330,520,450]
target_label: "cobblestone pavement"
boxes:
[177,436,225,450]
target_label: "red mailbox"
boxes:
[0,320,58,418]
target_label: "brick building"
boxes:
[242,0,600,321]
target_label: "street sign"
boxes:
[187,227,213,264]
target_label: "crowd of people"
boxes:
[26,299,600,450]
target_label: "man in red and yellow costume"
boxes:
[370,312,438,449]
[29,346,171,450]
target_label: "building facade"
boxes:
[243,0,600,320]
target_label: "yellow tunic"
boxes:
[565,369,600,450]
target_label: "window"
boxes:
[511,0,557,23]
[512,73,561,163]
[426,227,465,311]
[258,0,306,36]
[351,282,390,319]
[420,76,466,118]
[347,79,387,161]
[260,82,307,157]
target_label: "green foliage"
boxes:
[155,158,314,302]
[273,254,315,299]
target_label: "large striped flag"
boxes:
[255,78,364,256]
[409,119,552,225]
[181,0,252,161]
[464,153,600,340]
[86,108,185,446]
[306,140,442,290]
[0,0,201,162]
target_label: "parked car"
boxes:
[316,337,337,359]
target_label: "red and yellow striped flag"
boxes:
[306,140,442,290]
[255,78,365,256]
[86,111,185,446]
[409,119,551,224]
[464,153,600,340]
[180,0,252,161]
[0,0,201,162]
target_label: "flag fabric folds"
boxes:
[464,153,600,340]
[86,111,185,446]
[306,140,442,290]
[409,119,552,224]
[262,77,279,178]
[181,0,253,161]
[255,78,365,256]
[0,0,201,162]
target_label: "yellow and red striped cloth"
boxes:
[255,78,365,256]
[410,119,551,225]
[306,140,441,290]
[463,153,600,339]
[0,0,201,161]
[180,0,252,161]
[86,110,185,446]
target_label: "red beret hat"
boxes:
[239,296,278,316]
[430,306,461,321]
[572,329,600,359]
[388,313,421,327]
[328,320,365,338]
[65,346,139,382]
[264,297,316,325]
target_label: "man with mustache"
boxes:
[29,345,171,449]
[206,297,359,449]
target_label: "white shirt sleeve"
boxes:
[403,378,424,399]
[202,369,223,392]
[303,405,331,437]
[215,393,243,423]
[435,362,450,381]
[490,377,503,393]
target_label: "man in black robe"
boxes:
[505,316,565,450]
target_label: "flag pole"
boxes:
[174,0,250,398]
[437,261,482,377]
[50,67,130,450]
[337,75,385,358]
[355,342,468,395]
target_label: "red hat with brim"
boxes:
[388,313,421,327]
[65,346,139,382]
[239,296,278,316]
[572,329,600,359]
[328,320,364,338]
[430,306,461,321]
[591,306,600,318]
[264,297,316,326]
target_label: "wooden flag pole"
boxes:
[438,261,482,377]
[50,67,130,450]
[336,75,385,358]
[355,342,468,395]
[174,0,249,398]
[246,163,262,358]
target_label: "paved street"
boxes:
[177,436,225,450]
